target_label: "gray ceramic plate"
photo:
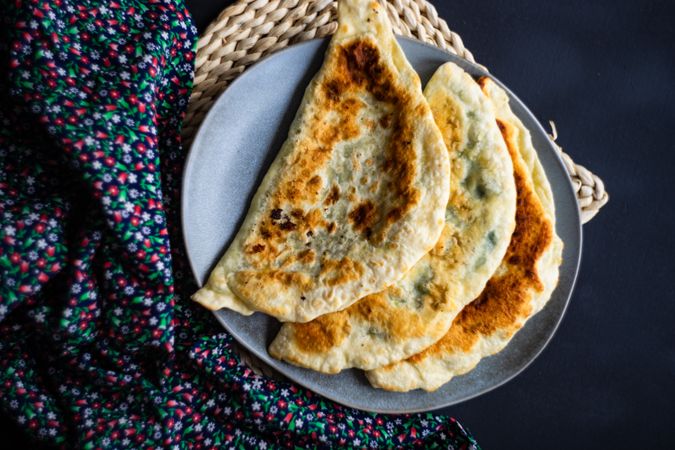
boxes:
[182,37,582,413]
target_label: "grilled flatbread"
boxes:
[366,77,564,392]
[269,63,517,372]
[192,0,451,322]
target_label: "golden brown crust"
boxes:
[232,269,312,302]
[293,290,441,354]
[292,310,352,354]
[324,185,341,206]
[319,257,365,287]
[428,90,463,154]
[348,200,377,236]
[237,38,422,292]
[328,40,422,242]
[409,117,552,361]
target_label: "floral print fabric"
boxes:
[0,0,479,448]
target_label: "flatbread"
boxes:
[366,77,564,392]
[192,0,451,322]
[268,63,517,372]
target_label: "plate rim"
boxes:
[181,36,583,413]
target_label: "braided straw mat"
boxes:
[181,0,609,376]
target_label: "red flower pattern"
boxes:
[0,0,479,449]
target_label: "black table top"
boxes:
[4,1,673,448]
[424,2,675,448]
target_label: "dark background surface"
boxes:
[4,0,674,449]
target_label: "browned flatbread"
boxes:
[366,77,564,391]
[269,63,517,373]
[192,0,450,322]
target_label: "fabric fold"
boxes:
[0,0,477,448]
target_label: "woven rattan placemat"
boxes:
[181,0,609,374]
[182,0,608,222]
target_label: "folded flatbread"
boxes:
[366,77,564,392]
[269,63,517,372]
[192,0,452,322]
